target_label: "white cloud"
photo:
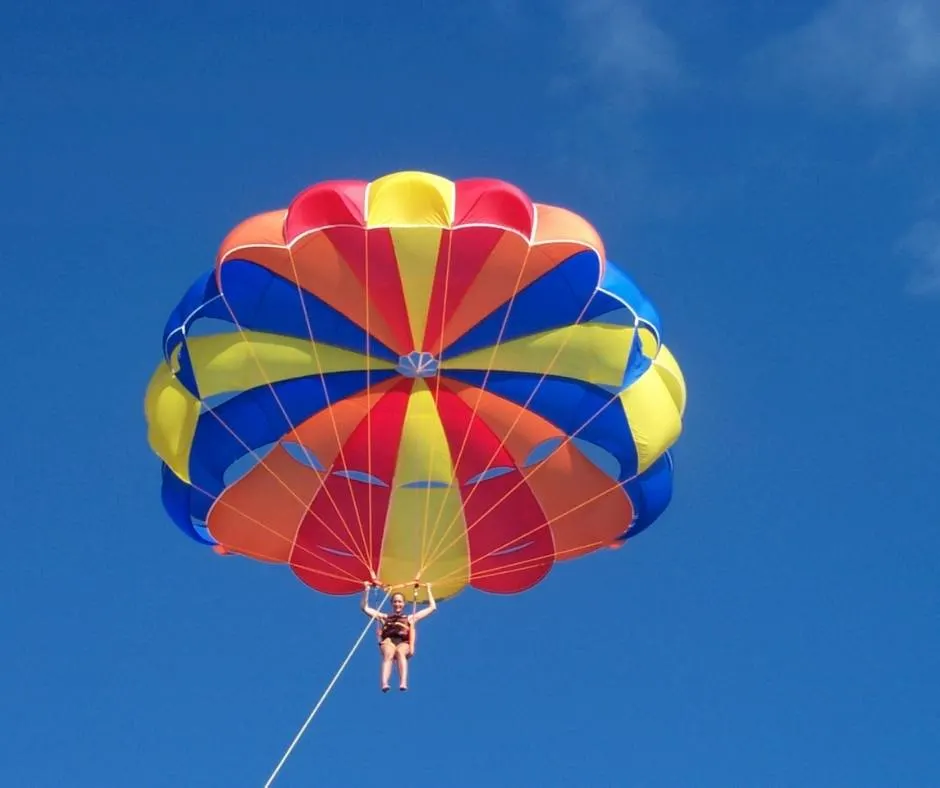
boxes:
[898,219,940,295]
[559,0,682,107]
[758,0,940,108]
[504,1,688,221]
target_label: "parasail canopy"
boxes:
[144,171,686,603]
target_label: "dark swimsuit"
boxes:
[380,613,411,645]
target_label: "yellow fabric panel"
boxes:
[377,380,469,599]
[390,226,443,350]
[183,331,392,398]
[365,171,455,228]
[654,343,687,417]
[380,486,469,602]
[144,363,200,483]
[443,323,637,387]
[388,380,456,486]
[619,366,683,473]
[638,326,659,357]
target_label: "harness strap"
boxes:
[373,583,421,654]
[409,583,418,654]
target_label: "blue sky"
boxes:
[3,0,939,785]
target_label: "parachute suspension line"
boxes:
[423,316,642,573]
[419,229,455,574]
[420,241,536,569]
[185,475,364,586]
[185,407,369,573]
[410,582,419,654]
[364,224,376,573]
[421,257,607,572]
[283,244,373,570]
[206,291,371,571]
[469,541,605,583]
[423,376,622,572]
[371,585,381,641]
[263,587,392,788]
[423,463,656,591]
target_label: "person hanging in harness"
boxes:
[361,582,436,692]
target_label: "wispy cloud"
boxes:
[898,219,940,295]
[497,0,690,222]
[755,0,940,108]
[558,0,682,108]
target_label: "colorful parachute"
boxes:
[144,171,686,602]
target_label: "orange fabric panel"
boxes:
[206,445,322,563]
[531,203,604,259]
[437,231,532,352]
[440,380,632,557]
[289,377,399,465]
[421,226,502,353]
[290,230,401,353]
[520,450,633,558]
[440,380,563,459]
[217,220,401,354]
[215,210,287,263]
[437,205,604,352]
[206,380,398,566]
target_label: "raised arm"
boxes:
[411,584,437,622]
[361,584,386,620]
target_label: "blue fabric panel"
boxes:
[621,331,653,390]
[443,370,639,481]
[219,260,397,361]
[162,270,226,362]
[175,340,200,399]
[187,370,396,516]
[570,437,621,480]
[621,451,674,540]
[581,288,637,325]
[444,250,601,357]
[281,442,326,470]
[333,470,388,487]
[465,467,514,484]
[161,261,398,371]
[160,463,217,545]
[522,438,562,467]
[601,260,662,336]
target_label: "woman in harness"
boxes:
[361,583,436,692]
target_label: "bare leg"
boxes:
[396,644,411,690]
[379,641,395,691]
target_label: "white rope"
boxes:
[263,588,391,787]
